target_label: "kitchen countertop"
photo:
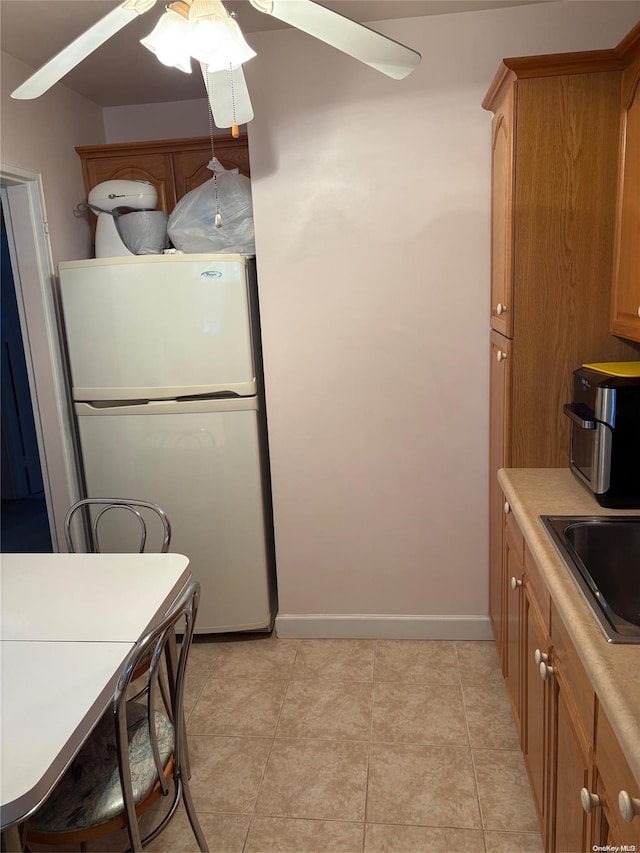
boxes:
[497,468,640,786]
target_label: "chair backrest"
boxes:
[113,579,200,851]
[64,498,171,554]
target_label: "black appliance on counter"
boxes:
[564,363,640,508]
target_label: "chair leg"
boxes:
[1,826,23,853]
[180,777,209,852]
[165,636,191,779]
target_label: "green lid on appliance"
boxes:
[581,362,640,378]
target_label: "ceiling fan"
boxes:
[11,0,421,133]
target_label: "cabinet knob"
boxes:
[534,649,548,666]
[496,350,507,363]
[495,303,507,316]
[539,660,554,681]
[504,501,510,515]
[580,788,601,813]
[510,576,523,590]
[618,790,640,822]
[637,306,640,319]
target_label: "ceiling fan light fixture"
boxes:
[188,0,256,70]
[140,7,193,73]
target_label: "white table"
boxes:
[1,552,191,642]
[0,552,191,835]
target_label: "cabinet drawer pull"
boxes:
[580,788,600,813]
[618,790,640,822]
[504,501,510,515]
[534,649,548,666]
[495,303,507,316]
[496,350,507,363]
[539,660,554,680]
[510,576,523,590]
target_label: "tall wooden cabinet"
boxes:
[610,27,640,341]
[484,31,640,663]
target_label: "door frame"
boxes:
[1,162,81,550]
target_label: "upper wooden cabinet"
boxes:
[75,134,250,220]
[610,26,640,342]
[484,32,640,479]
[490,87,515,338]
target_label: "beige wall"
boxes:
[239,0,640,636]
[103,98,212,143]
[1,51,105,264]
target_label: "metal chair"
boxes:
[64,497,172,554]
[25,581,208,852]
[64,497,178,734]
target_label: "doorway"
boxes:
[0,164,82,552]
[1,208,52,552]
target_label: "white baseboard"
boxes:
[274,614,493,640]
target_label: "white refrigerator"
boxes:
[58,254,276,633]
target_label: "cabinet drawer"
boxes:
[550,602,595,742]
[596,704,640,847]
[524,545,550,630]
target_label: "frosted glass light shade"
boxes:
[140,9,192,73]
[189,0,256,71]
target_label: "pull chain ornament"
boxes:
[204,67,223,228]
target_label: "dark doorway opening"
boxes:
[1,207,52,552]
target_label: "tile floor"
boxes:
[37,636,546,853]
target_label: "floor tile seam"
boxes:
[243,668,293,830]
[363,815,488,831]
[483,829,543,835]
[469,742,490,833]
[369,740,474,751]
[289,676,375,684]
[452,642,473,752]
[453,646,486,836]
[364,818,487,831]
[369,735,476,748]
[249,811,368,826]
[371,676,464,685]
[184,672,212,724]
[469,745,524,753]
[185,732,481,746]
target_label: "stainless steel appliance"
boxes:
[563,364,640,508]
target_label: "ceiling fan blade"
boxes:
[249,0,421,80]
[11,0,158,100]
[201,64,255,129]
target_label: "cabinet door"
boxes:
[552,681,591,853]
[82,153,177,214]
[172,148,217,199]
[504,511,523,735]
[594,706,640,849]
[490,85,515,338]
[172,141,251,200]
[489,332,512,658]
[522,582,551,839]
[610,51,640,342]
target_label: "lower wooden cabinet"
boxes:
[547,684,590,853]
[521,578,550,835]
[593,705,640,850]
[494,502,640,851]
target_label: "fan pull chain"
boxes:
[204,66,223,229]
[229,63,240,139]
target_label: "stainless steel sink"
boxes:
[541,515,640,644]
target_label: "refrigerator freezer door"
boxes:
[59,255,256,401]
[75,397,273,633]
